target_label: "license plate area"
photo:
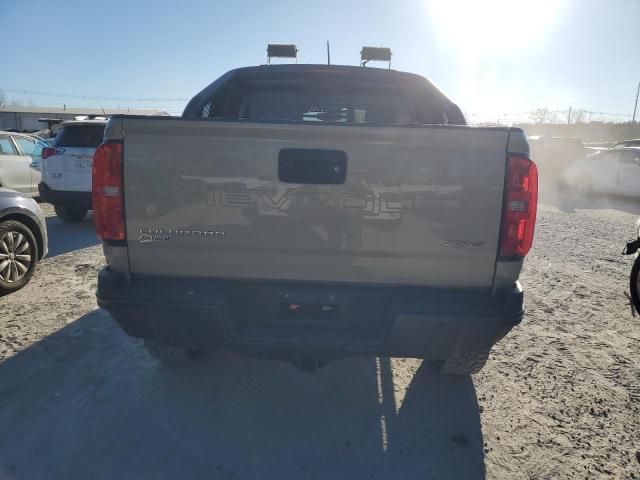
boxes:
[224,284,390,346]
[279,301,339,321]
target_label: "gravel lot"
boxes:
[1,195,639,479]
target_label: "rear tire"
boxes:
[629,256,640,317]
[0,220,39,295]
[143,340,203,365]
[434,350,490,376]
[54,205,87,222]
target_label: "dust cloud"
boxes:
[522,124,640,215]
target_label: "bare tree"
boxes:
[0,89,6,107]
[571,108,588,124]
[529,107,556,124]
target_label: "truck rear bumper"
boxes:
[96,268,524,360]
[38,182,92,209]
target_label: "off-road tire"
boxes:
[435,350,490,375]
[629,256,640,316]
[143,340,203,365]
[54,205,87,222]
[0,220,39,295]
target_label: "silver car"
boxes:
[0,131,46,196]
[562,147,640,197]
[0,188,48,294]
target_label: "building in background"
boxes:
[0,106,170,134]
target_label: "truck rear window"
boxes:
[233,85,417,124]
[200,76,460,124]
[54,125,105,148]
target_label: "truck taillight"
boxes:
[41,147,62,160]
[499,156,538,257]
[92,141,125,241]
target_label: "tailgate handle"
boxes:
[278,149,347,184]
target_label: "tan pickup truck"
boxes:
[93,64,538,374]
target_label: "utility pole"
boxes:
[567,106,572,124]
[633,81,640,124]
[326,41,331,65]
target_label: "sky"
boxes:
[1,0,639,123]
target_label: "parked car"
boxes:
[38,119,107,222]
[528,136,586,184]
[0,187,48,294]
[0,131,46,196]
[562,147,640,197]
[613,138,640,148]
[94,62,537,375]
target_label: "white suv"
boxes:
[39,119,107,222]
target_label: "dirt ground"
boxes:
[1,196,640,479]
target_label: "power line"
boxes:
[468,109,633,122]
[6,86,636,106]
[523,88,638,104]
[556,110,631,117]
[510,96,636,112]
[3,87,633,121]
[1,88,189,102]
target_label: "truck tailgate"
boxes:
[122,118,509,287]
